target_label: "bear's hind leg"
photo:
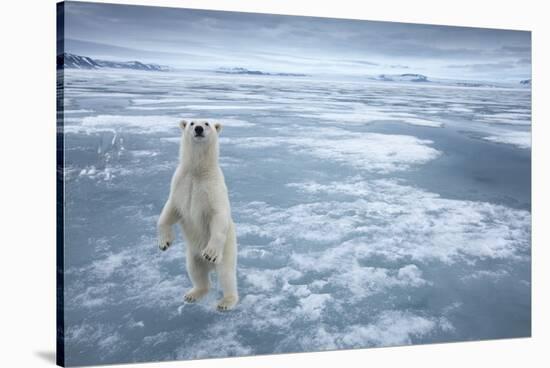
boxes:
[216,256,239,311]
[184,254,210,303]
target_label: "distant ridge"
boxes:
[57,53,169,72]
[216,67,308,77]
[375,73,429,82]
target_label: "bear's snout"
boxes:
[194,126,204,136]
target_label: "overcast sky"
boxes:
[62,2,531,81]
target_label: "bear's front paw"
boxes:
[201,246,223,264]
[158,229,174,251]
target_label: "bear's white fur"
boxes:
[157,119,238,311]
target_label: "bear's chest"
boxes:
[172,175,213,222]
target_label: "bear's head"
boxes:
[179,119,222,145]
[178,119,223,166]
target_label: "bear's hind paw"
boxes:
[184,288,209,303]
[216,295,238,311]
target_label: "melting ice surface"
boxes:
[60,69,531,366]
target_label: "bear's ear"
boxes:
[179,120,188,130]
[214,122,223,133]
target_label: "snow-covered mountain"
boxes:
[57,53,169,71]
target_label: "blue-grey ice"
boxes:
[60,67,531,366]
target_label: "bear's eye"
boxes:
[205,122,209,126]
[190,122,194,126]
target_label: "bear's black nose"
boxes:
[194,126,204,135]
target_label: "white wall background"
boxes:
[0,0,548,367]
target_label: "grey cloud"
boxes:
[501,45,531,53]
[446,62,517,72]
[350,60,380,66]
[63,1,531,80]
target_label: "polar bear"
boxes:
[157,119,238,311]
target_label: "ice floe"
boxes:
[483,131,531,149]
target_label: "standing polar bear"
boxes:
[157,119,238,311]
